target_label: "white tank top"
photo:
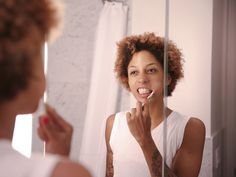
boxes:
[0,140,61,177]
[110,111,190,177]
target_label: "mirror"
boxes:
[167,0,236,177]
[24,0,235,177]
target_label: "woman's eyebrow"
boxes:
[128,65,136,69]
[128,63,158,69]
[146,63,158,67]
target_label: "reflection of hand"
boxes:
[37,104,73,156]
[126,101,152,146]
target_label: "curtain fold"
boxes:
[79,2,128,177]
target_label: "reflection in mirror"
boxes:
[27,0,236,177]
[167,0,236,177]
[163,0,220,176]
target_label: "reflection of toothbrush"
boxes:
[147,90,154,101]
[142,91,155,108]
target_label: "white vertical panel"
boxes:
[12,114,32,158]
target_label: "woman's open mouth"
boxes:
[137,88,152,98]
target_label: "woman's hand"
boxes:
[126,101,153,146]
[37,104,73,156]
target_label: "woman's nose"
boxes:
[138,73,149,83]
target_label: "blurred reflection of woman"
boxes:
[105,33,205,177]
[0,0,91,177]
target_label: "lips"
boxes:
[137,88,152,95]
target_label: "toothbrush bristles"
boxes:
[142,91,154,107]
[147,91,154,100]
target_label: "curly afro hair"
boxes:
[114,32,184,96]
[0,0,58,102]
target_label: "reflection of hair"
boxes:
[0,0,58,102]
[114,32,184,96]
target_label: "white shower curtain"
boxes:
[79,2,128,177]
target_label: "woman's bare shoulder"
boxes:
[171,117,206,175]
[187,117,205,133]
[182,117,206,148]
[51,159,92,177]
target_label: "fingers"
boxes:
[45,104,73,133]
[127,100,150,126]
[38,115,58,140]
[38,104,73,142]
[136,101,142,116]
[37,126,48,142]
[126,112,131,122]
[131,107,136,116]
[135,100,149,118]
[128,101,149,119]
[126,108,135,122]
[143,101,150,118]
[126,101,152,146]
[37,104,72,156]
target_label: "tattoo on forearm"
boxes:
[106,165,114,177]
[151,150,176,177]
[151,150,162,177]
[106,154,114,177]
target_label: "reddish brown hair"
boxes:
[0,0,58,102]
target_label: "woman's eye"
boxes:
[147,68,157,73]
[129,70,138,76]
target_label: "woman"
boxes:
[0,0,91,177]
[105,33,205,177]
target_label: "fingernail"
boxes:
[40,115,49,125]
[43,116,49,125]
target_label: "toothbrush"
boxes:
[147,90,154,101]
[142,91,155,108]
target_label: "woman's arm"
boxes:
[37,104,73,156]
[126,101,177,177]
[139,137,177,177]
[105,115,115,177]
[171,118,205,177]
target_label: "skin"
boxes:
[105,50,205,177]
[38,104,73,156]
[0,52,91,177]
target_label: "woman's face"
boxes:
[127,50,165,103]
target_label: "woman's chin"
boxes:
[19,103,39,115]
[135,96,147,103]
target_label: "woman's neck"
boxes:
[148,98,172,130]
[0,103,17,140]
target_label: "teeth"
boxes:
[138,88,152,94]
